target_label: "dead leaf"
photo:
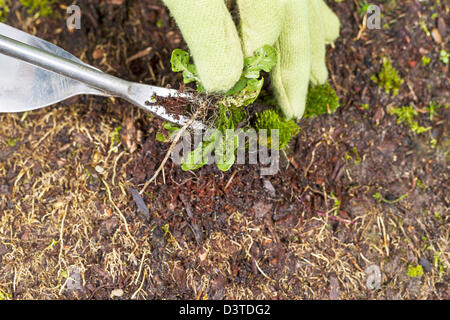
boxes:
[121,118,138,153]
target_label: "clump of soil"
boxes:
[152,96,190,116]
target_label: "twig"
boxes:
[140,101,208,194]
[355,14,367,41]
[224,169,239,190]
[304,141,322,177]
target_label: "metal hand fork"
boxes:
[0,23,205,130]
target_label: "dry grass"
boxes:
[0,100,448,300]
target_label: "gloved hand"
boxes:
[162,0,340,119]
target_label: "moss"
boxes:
[426,101,447,121]
[0,0,9,22]
[229,106,247,125]
[254,109,300,150]
[371,57,403,96]
[304,83,340,118]
[6,138,18,147]
[407,264,424,278]
[422,55,431,67]
[20,0,55,17]
[388,105,431,134]
[110,126,122,152]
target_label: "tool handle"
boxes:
[0,34,131,98]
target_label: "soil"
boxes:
[0,0,448,300]
[153,96,190,116]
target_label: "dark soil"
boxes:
[0,0,448,300]
[153,96,190,116]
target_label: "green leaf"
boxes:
[156,132,168,143]
[170,45,294,173]
[170,49,201,85]
[181,145,208,171]
[181,131,220,171]
[170,49,189,72]
[242,45,277,79]
[162,122,179,133]
[157,122,180,143]
[440,49,449,65]
[215,130,239,172]
[225,78,247,96]
[222,78,264,109]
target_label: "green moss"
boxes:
[254,109,300,150]
[371,57,403,96]
[352,147,362,165]
[20,0,55,17]
[407,264,424,278]
[388,105,431,134]
[110,126,122,152]
[227,106,247,125]
[422,55,431,67]
[419,19,431,37]
[304,83,340,118]
[426,101,447,121]
[7,138,18,147]
[433,253,446,280]
[0,0,9,22]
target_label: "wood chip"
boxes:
[431,28,442,44]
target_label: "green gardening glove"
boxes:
[162,0,340,119]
